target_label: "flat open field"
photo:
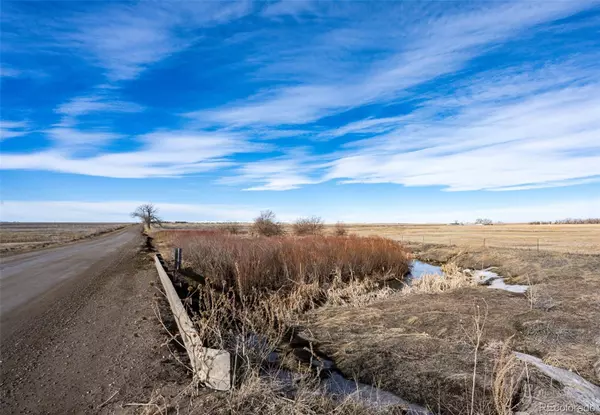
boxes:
[0,222,130,255]
[343,224,600,254]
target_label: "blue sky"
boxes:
[1,0,599,223]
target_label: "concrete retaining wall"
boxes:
[153,255,230,390]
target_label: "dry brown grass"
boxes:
[158,231,410,296]
[491,338,529,415]
[301,243,600,414]
[152,230,413,413]
[403,263,475,294]
[162,262,406,414]
[340,223,600,254]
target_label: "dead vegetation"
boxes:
[158,231,410,296]
[492,339,526,415]
[131,203,162,230]
[150,227,599,414]
[292,216,325,236]
[151,230,414,414]
[252,210,285,237]
[404,263,475,294]
[301,243,600,413]
[333,222,348,236]
[342,223,600,253]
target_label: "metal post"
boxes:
[537,238,540,252]
[483,238,486,248]
[174,247,182,271]
[422,235,425,243]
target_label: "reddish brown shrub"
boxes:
[165,232,411,295]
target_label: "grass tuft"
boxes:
[404,263,475,294]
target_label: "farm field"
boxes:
[0,222,130,255]
[343,223,600,254]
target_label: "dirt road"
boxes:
[0,226,189,414]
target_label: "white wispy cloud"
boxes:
[218,148,328,191]
[2,0,599,197]
[43,127,122,148]
[47,90,145,148]
[62,2,252,81]
[0,65,20,78]
[56,94,144,118]
[324,66,600,191]
[1,1,252,83]
[0,64,46,79]
[0,120,29,140]
[1,130,264,178]
[190,1,596,127]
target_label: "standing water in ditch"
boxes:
[405,260,528,293]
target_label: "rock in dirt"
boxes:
[515,352,600,412]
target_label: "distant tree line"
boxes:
[530,218,600,225]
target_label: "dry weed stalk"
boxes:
[404,263,475,294]
[492,338,526,415]
[459,300,488,415]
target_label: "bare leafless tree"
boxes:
[131,203,162,230]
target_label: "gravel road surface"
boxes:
[0,226,189,414]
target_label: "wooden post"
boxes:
[483,238,486,248]
[537,238,540,252]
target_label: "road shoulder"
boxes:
[0,239,190,414]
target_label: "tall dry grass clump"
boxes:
[404,263,475,294]
[170,232,410,296]
[292,216,325,236]
[492,340,527,415]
